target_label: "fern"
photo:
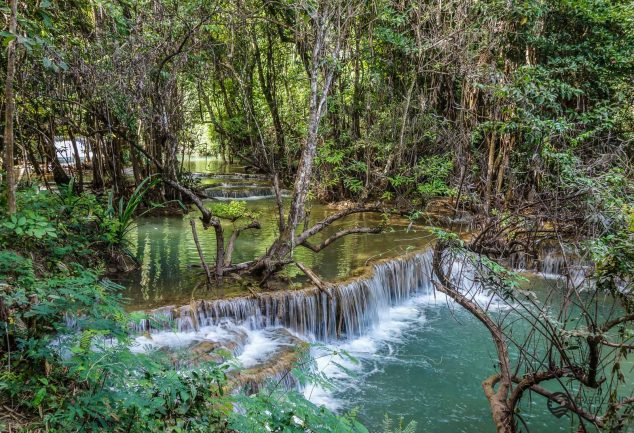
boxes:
[381,415,417,433]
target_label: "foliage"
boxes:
[105,176,163,249]
[2,0,634,430]
[0,190,373,433]
[2,210,57,240]
[380,415,417,433]
[0,251,230,432]
[209,200,260,224]
[0,187,109,266]
[413,155,456,199]
[229,391,368,433]
[5,0,633,210]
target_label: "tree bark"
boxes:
[432,241,514,433]
[43,124,71,187]
[3,0,18,214]
[68,130,83,193]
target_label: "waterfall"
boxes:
[204,187,278,200]
[206,173,269,181]
[508,244,593,285]
[128,248,514,395]
[134,250,435,342]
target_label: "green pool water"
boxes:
[323,298,579,433]
[117,199,436,309]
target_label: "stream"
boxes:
[120,157,605,433]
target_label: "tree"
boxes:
[2,0,18,214]
[431,163,634,433]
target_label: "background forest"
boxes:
[2,0,632,207]
[1,0,633,432]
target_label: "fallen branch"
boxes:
[295,204,384,245]
[295,261,331,295]
[300,226,382,253]
[245,285,260,298]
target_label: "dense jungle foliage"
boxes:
[1,0,631,206]
[0,0,633,432]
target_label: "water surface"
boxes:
[119,161,437,309]
[122,158,629,433]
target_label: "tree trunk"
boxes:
[68,130,83,193]
[254,30,286,159]
[484,132,497,215]
[43,124,71,187]
[3,0,18,214]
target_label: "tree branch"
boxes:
[190,219,214,289]
[224,221,261,267]
[295,261,330,293]
[527,384,604,428]
[300,226,382,252]
[295,204,383,245]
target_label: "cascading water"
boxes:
[127,245,551,405]
[204,187,278,200]
[129,250,440,397]
[509,245,593,286]
[133,250,436,342]
[206,173,269,181]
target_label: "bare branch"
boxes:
[190,219,214,289]
[224,221,261,267]
[300,226,382,253]
[295,204,383,245]
[295,261,330,294]
[527,384,604,428]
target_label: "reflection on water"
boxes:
[119,203,434,309]
[180,154,244,174]
[117,158,435,309]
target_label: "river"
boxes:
[120,157,615,433]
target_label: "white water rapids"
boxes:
[129,248,517,410]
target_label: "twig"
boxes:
[295,261,331,297]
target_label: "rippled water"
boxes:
[308,293,576,433]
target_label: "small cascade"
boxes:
[229,328,306,393]
[509,244,593,285]
[135,250,435,342]
[538,251,592,286]
[204,186,277,200]
[207,173,269,181]
[539,251,568,276]
[214,182,265,189]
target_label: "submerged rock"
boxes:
[230,328,307,393]
[159,323,250,367]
